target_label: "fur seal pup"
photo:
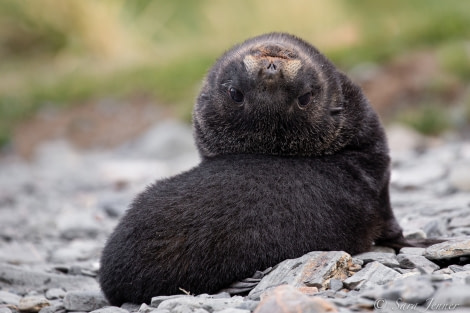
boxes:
[100,33,426,305]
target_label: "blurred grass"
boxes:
[0,0,469,146]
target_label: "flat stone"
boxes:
[0,291,20,306]
[449,161,470,191]
[396,254,440,274]
[370,246,396,254]
[150,295,191,307]
[424,238,470,260]
[354,252,399,268]
[449,215,470,228]
[253,285,336,313]
[399,247,425,255]
[383,276,435,304]
[45,288,66,300]
[343,261,401,290]
[18,296,50,312]
[63,291,108,312]
[433,284,470,307]
[0,308,12,313]
[248,251,351,300]
[157,296,244,313]
[38,302,65,313]
[450,271,470,284]
[89,306,129,313]
[49,239,101,263]
[0,264,99,293]
[391,161,446,189]
[217,309,251,313]
[329,279,343,292]
[0,242,45,264]
[401,216,447,238]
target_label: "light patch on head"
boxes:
[243,55,257,76]
[243,55,302,80]
[284,59,302,81]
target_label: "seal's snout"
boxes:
[243,45,302,82]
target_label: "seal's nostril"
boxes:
[267,62,277,71]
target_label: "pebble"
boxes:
[89,307,129,313]
[424,238,470,259]
[0,291,20,306]
[399,247,426,255]
[448,161,470,191]
[45,289,66,300]
[0,264,99,293]
[248,251,351,300]
[354,251,400,268]
[253,285,336,313]
[18,296,50,312]
[63,291,109,312]
[396,254,440,273]
[0,121,470,313]
[343,261,402,290]
[433,284,470,307]
[155,295,245,313]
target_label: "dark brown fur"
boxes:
[99,33,429,305]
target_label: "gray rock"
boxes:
[449,161,470,191]
[157,296,244,313]
[49,239,101,263]
[391,161,446,189]
[433,284,470,307]
[401,216,447,238]
[45,288,66,300]
[343,261,401,290]
[450,271,470,284]
[403,229,427,240]
[431,273,452,282]
[138,303,161,313]
[55,210,102,240]
[399,247,425,256]
[396,254,440,274]
[0,291,20,306]
[0,264,99,293]
[329,279,343,291]
[150,295,192,308]
[117,121,197,160]
[424,238,470,259]
[449,215,470,228]
[0,307,12,313]
[121,302,141,312]
[354,252,399,268]
[253,285,337,313]
[248,251,352,300]
[449,265,466,272]
[18,296,50,312]
[89,306,129,313]
[38,302,66,313]
[63,291,108,312]
[381,276,435,304]
[370,246,396,254]
[216,309,250,313]
[0,242,46,264]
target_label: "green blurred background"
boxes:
[1,0,469,155]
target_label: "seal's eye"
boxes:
[298,92,312,107]
[228,87,244,103]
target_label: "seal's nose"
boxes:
[261,58,282,78]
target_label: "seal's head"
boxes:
[194,32,368,158]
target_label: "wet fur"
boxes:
[100,33,426,305]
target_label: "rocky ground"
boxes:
[0,120,469,313]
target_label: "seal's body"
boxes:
[100,33,409,305]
